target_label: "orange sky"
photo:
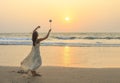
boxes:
[0,0,120,32]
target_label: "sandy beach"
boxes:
[1,66,120,83]
[0,45,120,83]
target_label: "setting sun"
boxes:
[65,17,70,21]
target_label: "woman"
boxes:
[19,26,51,76]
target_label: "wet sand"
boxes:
[0,45,120,68]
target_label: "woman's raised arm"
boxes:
[38,29,52,42]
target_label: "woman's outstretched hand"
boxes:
[33,26,40,32]
[37,26,40,29]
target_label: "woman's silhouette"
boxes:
[19,26,51,76]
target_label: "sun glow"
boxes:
[65,17,70,21]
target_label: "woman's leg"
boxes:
[31,71,36,76]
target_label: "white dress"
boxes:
[21,42,42,71]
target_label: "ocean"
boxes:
[0,32,120,47]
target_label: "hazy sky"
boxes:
[0,0,120,32]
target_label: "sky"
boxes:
[0,0,120,33]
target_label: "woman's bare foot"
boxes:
[31,71,42,77]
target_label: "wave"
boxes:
[83,37,120,40]
[0,37,31,40]
[54,36,120,40]
[0,41,120,47]
[55,36,76,40]
[0,33,119,47]
[0,36,120,41]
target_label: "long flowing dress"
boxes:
[21,42,42,71]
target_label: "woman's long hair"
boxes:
[32,31,38,46]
